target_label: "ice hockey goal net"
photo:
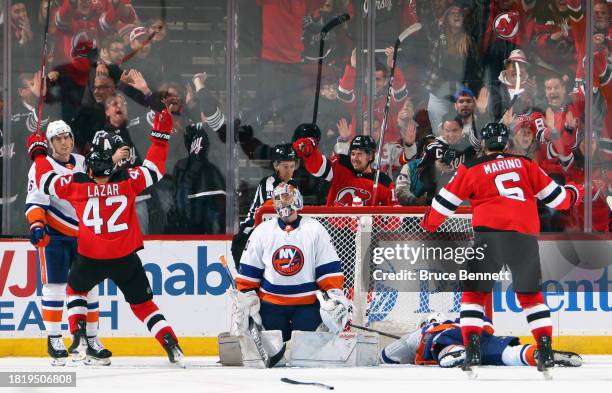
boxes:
[255,206,477,335]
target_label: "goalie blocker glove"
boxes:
[150,109,174,142]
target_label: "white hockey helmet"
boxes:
[46,120,73,141]
[419,312,447,328]
[272,181,303,221]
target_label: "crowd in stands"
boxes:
[0,0,609,235]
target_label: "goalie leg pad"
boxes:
[218,332,243,366]
[238,330,285,368]
[288,331,379,367]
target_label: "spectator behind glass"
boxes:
[489,49,537,123]
[422,1,482,133]
[533,0,584,82]
[451,86,491,155]
[11,2,38,73]
[244,0,326,132]
[71,74,116,152]
[122,26,164,92]
[508,117,538,160]
[416,114,476,203]
[480,0,535,90]
[337,48,409,143]
[166,124,226,235]
[593,1,611,51]
[395,133,437,206]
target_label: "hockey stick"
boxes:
[312,13,350,125]
[219,255,286,368]
[349,323,401,339]
[371,23,422,205]
[35,0,53,135]
[497,61,521,123]
[281,378,334,390]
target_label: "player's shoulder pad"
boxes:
[109,169,130,182]
[336,153,350,168]
[376,171,394,188]
[462,152,530,169]
[72,172,94,183]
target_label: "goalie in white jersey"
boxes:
[234,182,351,342]
[25,121,109,365]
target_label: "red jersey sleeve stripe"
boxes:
[439,187,463,207]
[536,181,566,208]
[142,160,162,183]
[432,194,457,217]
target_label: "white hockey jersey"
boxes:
[236,216,344,305]
[25,154,86,237]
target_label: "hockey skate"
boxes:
[462,333,481,379]
[68,320,87,362]
[438,345,466,368]
[536,336,554,379]
[84,336,112,366]
[552,350,582,367]
[47,335,69,366]
[163,333,186,368]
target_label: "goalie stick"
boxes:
[349,323,401,339]
[372,23,422,205]
[281,378,334,390]
[313,13,350,125]
[219,255,286,368]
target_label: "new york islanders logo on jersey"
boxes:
[272,246,304,276]
[335,187,372,206]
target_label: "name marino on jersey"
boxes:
[236,216,344,305]
[483,157,523,175]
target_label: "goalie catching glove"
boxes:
[230,289,262,335]
[316,289,352,334]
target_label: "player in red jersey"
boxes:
[26,109,185,367]
[421,122,584,376]
[293,134,395,206]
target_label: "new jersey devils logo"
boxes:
[494,11,520,39]
[272,246,304,276]
[335,187,372,206]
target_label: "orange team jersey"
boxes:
[422,153,576,234]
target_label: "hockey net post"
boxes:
[254,206,492,335]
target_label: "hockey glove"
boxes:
[316,289,352,334]
[292,137,318,158]
[30,220,50,248]
[230,289,262,335]
[150,109,173,142]
[565,182,584,207]
[27,133,49,161]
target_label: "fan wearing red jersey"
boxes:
[27,110,185,368]
[293,135,396,206]
[421,122,584,376]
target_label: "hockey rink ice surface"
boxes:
[1,356,611,392]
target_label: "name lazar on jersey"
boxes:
[483,157,523,175]
[87,184,120,197]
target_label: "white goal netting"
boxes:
[256,206,474,334]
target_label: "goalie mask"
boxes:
[272,182,303,221]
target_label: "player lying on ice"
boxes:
[219,182,361,368]
[380,312,582,368]
[26,110,185,367]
